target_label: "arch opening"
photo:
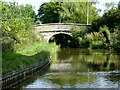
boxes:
[49,33,73,48]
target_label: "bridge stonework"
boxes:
[35,23,91,43]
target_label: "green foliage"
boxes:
[2,51,50,74]
[37,2,99,24]
[99,26,111,44]
[118,1,120,10]
[111,28,120,51]
[2,53,23,62]
[1,1,60,74]
[84,32,105,42]
[90,41,103,49]
[61,2,99,24]
[70,24,107,48]
[104,2,116,12]
[70,25,107,48]
[1,1,37,53]
[38,2,62,23]
[2,41,58,62]
[84,32,106,48]
[70,25,86,39]
[91,2,120,51]
[92,6,120,32]
[70,25,87,47]
[20,4,36,20]
[2,42,59,74]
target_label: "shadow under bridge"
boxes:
[49,33,73,48]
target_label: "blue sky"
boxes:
[2,0,120,16]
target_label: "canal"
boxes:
[20,48,120,88]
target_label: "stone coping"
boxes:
[35,23,91,26]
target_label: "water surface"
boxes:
[22,48,120,88]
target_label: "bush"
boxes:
[70,25,87,47]
[70,25,108,48]
[84,32,106,48]
[76,37,88,48]
[99,25,111,44]
[92,8,120,33]
[90,41,103,49]
[111,27,120,51]
[70,25,87,39]
[1,1,36,53]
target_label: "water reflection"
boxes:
[52,48,120,72]
[23,48,120,88]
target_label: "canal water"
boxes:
[20,48,120,88]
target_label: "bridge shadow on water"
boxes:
[49,33,74,48]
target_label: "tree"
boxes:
[38,2,99,24]
[20,4,36,21]
[104,2,116,12]
[118,1,120,10]
[37,2,62,23]
[2,1,37,52]
[92,7,120,32]
[60,2,99,24]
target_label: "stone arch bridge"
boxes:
[35,23,91,43]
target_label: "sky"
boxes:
[2,0,120,16]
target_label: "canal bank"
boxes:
[2,42,59,89]
[2,56,51,89]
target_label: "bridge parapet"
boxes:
[35,23,91,32]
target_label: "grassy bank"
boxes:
[2,42,59,74]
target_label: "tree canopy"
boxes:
[37,2,99,24]
[38,2,62,23]
[1,1,37,52]
[92,2,120,32]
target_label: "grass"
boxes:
[2,41,59,74]
[2,51,49,74]
[2,42,58,62]
[2,53,23,62]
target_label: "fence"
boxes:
[2,56,51,89]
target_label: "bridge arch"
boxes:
[36,23,91,44]
[48,33,73,48]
